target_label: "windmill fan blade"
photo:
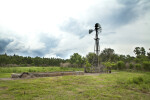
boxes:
[89,29,94,34]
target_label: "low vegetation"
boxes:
[0,47,150,72]
[0,71,150,100]
[0,47,150,99]
[0,67,83,73]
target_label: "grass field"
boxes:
[0,68,150,100]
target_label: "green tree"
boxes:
[118,55,126,62]
[140,47,146,56]
[134,47,141,57]
[86,52,97,64]
[126,55,135,63]
[70,53,83,67]
[100,48,116,62]
[143,61,150,71]
[0,54,9,66]
[34,56,42,66]
[147,48,150,59]
[134,47,146,57]
[117,61,125,70]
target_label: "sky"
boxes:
[0,0,150,59]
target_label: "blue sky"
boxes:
[0,0,150,59]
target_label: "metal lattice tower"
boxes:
[89,23,102,67]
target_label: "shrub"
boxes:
[111,63,117,70]
[126,69,133,72]
[102,62,110,72]
[85,60,91,68]
[135,64,141,71]
[134,58,140,63]
[132,77,144,84]
[143,61,150,71]
[28,69,36,72]
[85,60,91,73]
[128,76,144,84]
[20,64,27,67]
[129,63,134,69]
[103,62,111,68]
[117,61,125,70]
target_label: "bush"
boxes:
[134,58,141,63]
[143,61,150,71]
[128,76,144,84]
[132,77,144,84]
[135,64,141,71]
[103,62,111,67]
[129,63,134,69]
[20,64,27,67]
[117,61,125,70]
[111,63,117,70]
[126,69,133,72]
[28,69,36,72]
[85,60,91,68]
[85,60,91,73]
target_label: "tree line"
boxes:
[0,47,150,71]
[69,47,150,71]
[0,54,66,67]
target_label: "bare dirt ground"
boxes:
[0,78,13,81]
[84,72,117,76]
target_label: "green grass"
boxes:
[0,67,83,73]
[0,71,150,100]
[0,73,11,78]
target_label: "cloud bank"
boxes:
[0,0,150,59]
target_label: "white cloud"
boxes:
[101,11,150,56]
[0,0,150,58]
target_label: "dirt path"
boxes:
[0,78,13,81]
[84,72,117,76]
[84,73,102,76]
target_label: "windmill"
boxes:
[89,23,102,67]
